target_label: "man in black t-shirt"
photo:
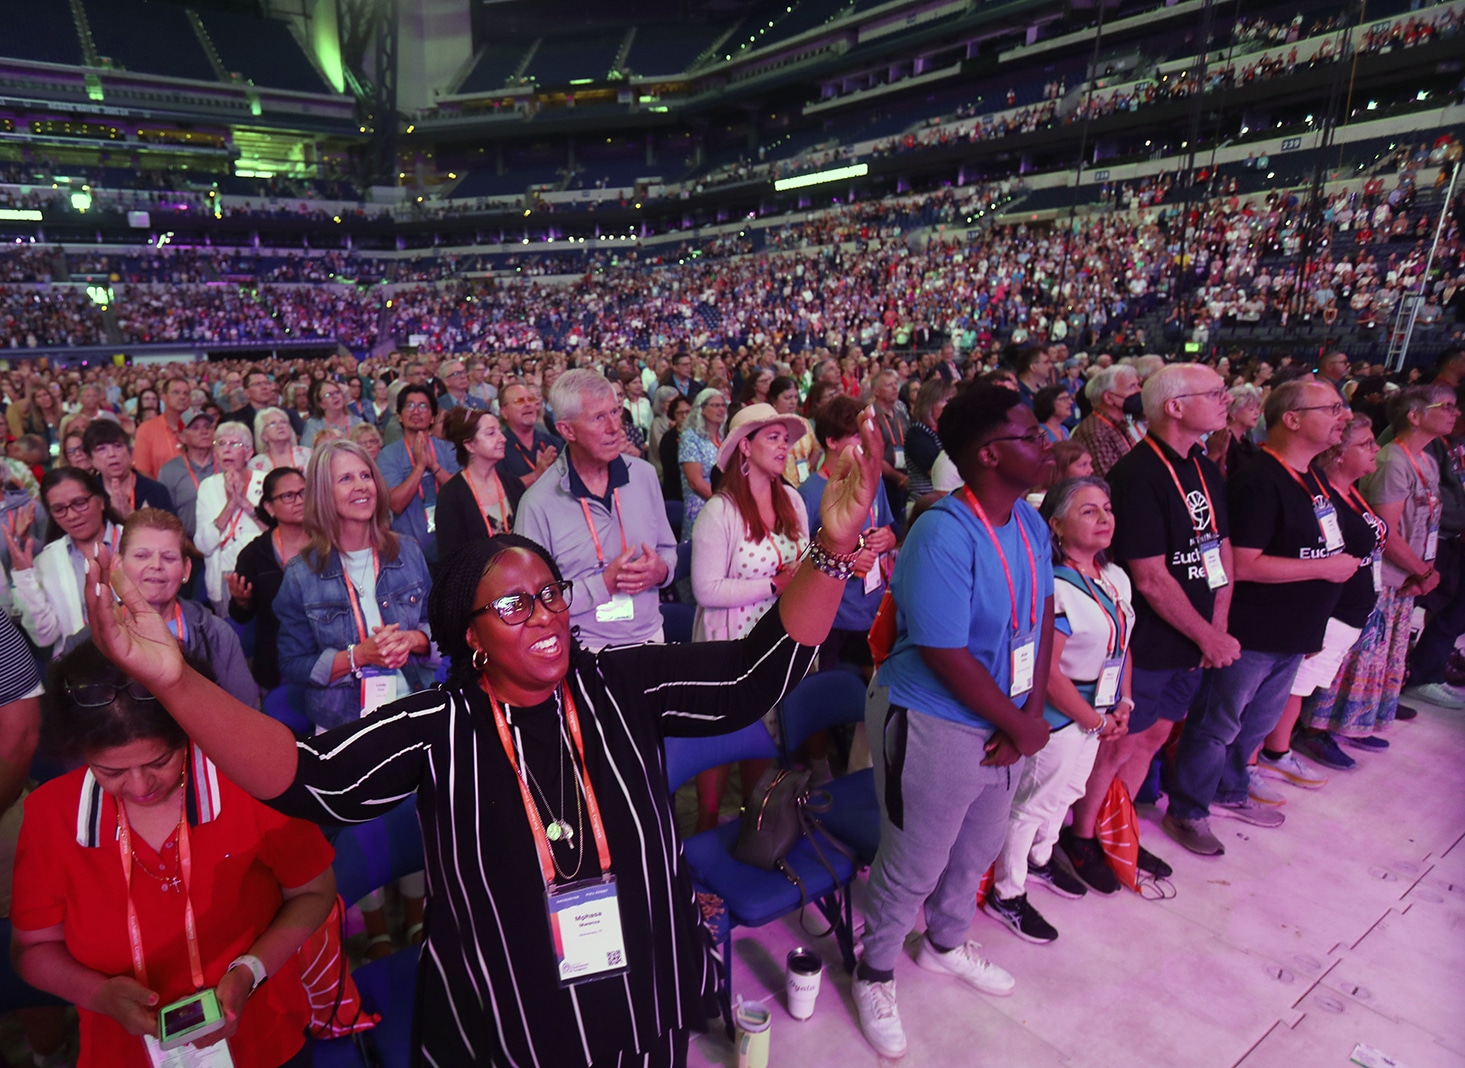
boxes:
[1065,364,1236,891]
[1166,380,1360,856]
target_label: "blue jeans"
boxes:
[1169,650,1303,821]
[1410,586,1465,685]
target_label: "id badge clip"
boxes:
[1316,504,1344,552]
[546,874,628,986]
[1009,629,1036,699]
[360,668,397,716]
[1199,536,1228,590]
[1093,657,1124,710]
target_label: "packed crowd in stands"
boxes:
[0,323,1462,1064]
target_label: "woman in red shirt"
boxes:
[11,641,336,1068]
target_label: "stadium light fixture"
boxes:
[0,209,42,221]
[774,163,869,191]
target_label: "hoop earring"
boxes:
[741,459,751,476]
[471,648,490,672]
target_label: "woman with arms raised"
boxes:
[80,408,883,1068]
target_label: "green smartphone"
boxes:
[157,989,227,1050]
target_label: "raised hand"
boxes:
[225,571,253,607]
[816,405,882,552]
[84,547,185,695]
[3,510,34,572]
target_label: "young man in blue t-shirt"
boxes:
[852,385,1056,1060]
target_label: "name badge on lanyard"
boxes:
[892,446,906,470]
[1094,658,1124,711]
[795,458,809,484]
[595,593,635,623]
[1425,499,1440,561]
[483,681,628,987]
[144,1035,235,1068]
[360,669,398,716]
[1371,551,1383,592]
[960,487,1040,701]
[582,492,632,625]
[1198,535,1228,590]
[1316,502,1344,552]
[1009,629,1036,699]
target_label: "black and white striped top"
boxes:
[269,606,817,1067]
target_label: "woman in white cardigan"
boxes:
[194,420,266,613]
[5,468,122,653]
[688,403,810,830]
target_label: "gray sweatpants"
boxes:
[861,684,1023,972]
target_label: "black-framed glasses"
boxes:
[65,678,158,708]
[1294,403,1348,416]
[270,489,305,504]
[982,428,1050,448]
[471,580,574,625]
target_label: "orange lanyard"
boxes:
[959,486,1039,632]
[272,528,286,565]
[467,469,511,534]
[481,680,613,885]
[1261,446,1328,498]
[183,458,203,492]
[1395,441,1440,514]
[341,548,380,643]
[170,603,187,643]
[1336,482,1387,553]
[579,490,627,569]
[1144,436,1219,536]
[878,410,905,447]
[116,786,206,992]
[1064,562,1127,659]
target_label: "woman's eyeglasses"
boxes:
[65,678,158,708]
[270,489,305,504]
[50,494,99,518]
[471,580,574,626]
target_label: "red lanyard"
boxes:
[1395,441,1440,512]
[116,785,206,992]
[1261,446,1327,498]
[467,469,511,534]
[184,458,202,492]
[341,548,381,643]
[481,680,613,885]
[1065,561,1127,658]
[959,486,1039,632]
[171,603,187,643]
[1336,482,1387,552]
[579,491,627,569]
[272,528,286,565]
[1144,436,1219,535]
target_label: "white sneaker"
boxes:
[914,937,1016,996]
[1257,749,1328,789]
[1246,766,1287,806]
[852,977,907,1059]
[1403,682,1465,710]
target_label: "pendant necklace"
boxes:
[516,696,586,881]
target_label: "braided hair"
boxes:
[430,534,571,690]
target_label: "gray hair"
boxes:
[1387,382,1455,433]
[216,420,255,453]
[548,369,616,424]
[248,408,292,455]
[1038,475,1112,565]
[1085,364,1137,404]
[651,384,680,419]
[1227,383,1263,417]
[686,387,726,438]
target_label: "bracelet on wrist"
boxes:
[348,643,361,678]
[1082,712,1108,737]
[807,529,865,581]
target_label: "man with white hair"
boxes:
[1072,364,1142,477]
[517,369,676,650]
[437,358,490,413]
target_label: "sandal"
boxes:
[364,933,394,961]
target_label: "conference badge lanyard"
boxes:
[581,491,634,623]
[467,469,511,535]
[1143,437,1228,589]
[879,411,906,470]
[117,782,235,1068]
[960,487,1039,699]
[1397,442,1441,561]
[1263,448,1344,552]
[342,549,396,715]
[169,604,188,645]
[482,681,627,987]
[1064,564,1130,710]
[1340,485,1386,592]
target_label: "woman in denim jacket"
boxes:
[274,439,431,956]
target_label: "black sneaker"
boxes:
[1058,828,1121,895]
[983,891,1058,944]
[1395,704,1419,721]
[1136,845,1173,879]
[1294,730,1356,770]
[1028,857,1087,899]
